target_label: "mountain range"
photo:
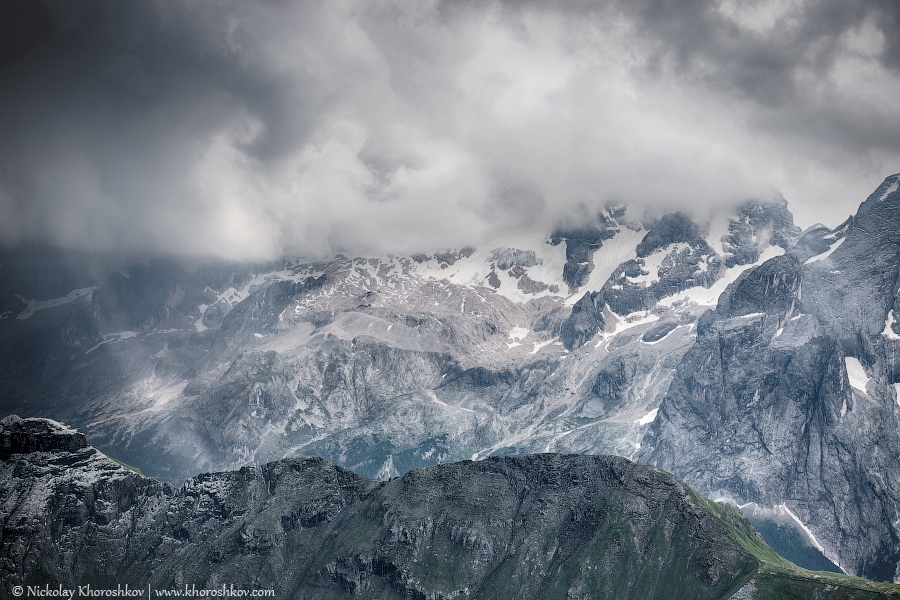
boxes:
[2,173,900,582]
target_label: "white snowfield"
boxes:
[636,408,658,425]
[883,310,900,341]
[844,357,870,394]
[804,237,845,265]
[568,227,646,303]
[506,326,530,349]
[86,331,139,354]
[878,179,899,202]
[407,227,647,306]
[626,242,691,286]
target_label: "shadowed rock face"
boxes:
[5,418,900,600]
[0,418,747,599]
[0,415,86,457]
[550,226,618,292]
[643,175,900,581]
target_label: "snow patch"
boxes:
[508,326,529,341]
[15,287,97,320]
[879,179,899,202]
[86,331,139,354]
[375,454,400,481]
[844,357,870,393]
[626,243,691,285]
[531,337,558,354]
[659,245,785,307]
[804,237,845,265]
[194,304,209,332]
[427,390,475,413]
[641,325,681,345]
[636,408,658,425]
[895,383,900,407]
[724,312,765,325]
[565,227,646,304]
[411,232,568,304]
[594,309,659,347]
[883,310,900,341]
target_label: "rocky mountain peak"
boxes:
[0,414,86,458]
[635,211,702,258]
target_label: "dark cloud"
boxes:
[1,0,898,259]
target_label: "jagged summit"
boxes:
[643,172,900,581]
[3,182,900,581]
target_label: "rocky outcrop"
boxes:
[5,418,898,599]
[0,415,86,458]
[559,200,801,350]
[550,226,617,292]
[643,175,900,581]
[720,198,799,267]
[489,248,541,270]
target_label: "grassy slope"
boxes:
[693,493,900,600]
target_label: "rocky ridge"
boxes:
[3,416,900,600]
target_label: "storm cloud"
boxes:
[2,0,899,260]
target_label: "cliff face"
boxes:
[3,416,900,600]
[643,174,900,581]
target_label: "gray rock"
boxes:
[550,226,617,291]
[488,248,541,270]
[720,198,799,267]
[643,177,900,580]
[0,421,786,599]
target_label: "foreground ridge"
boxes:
[1,416,898,600]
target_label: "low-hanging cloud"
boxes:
[1,0,899,260]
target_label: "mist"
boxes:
[2,0,899,260]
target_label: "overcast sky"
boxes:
[1,0,899,260]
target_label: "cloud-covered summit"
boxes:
[2,0,899,260]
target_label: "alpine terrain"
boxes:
[4,415,900,600]
[2,175,900,581]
